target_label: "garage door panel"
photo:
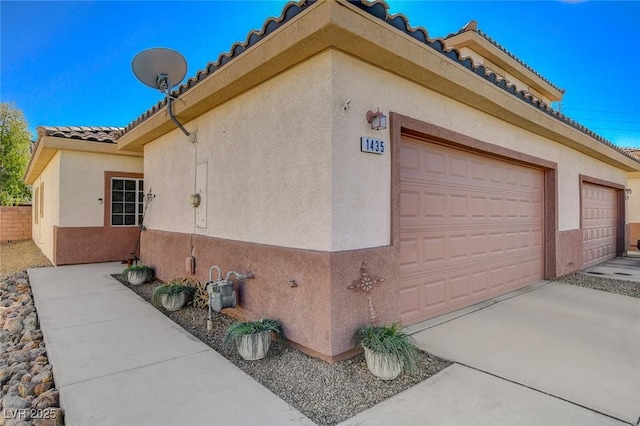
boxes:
[470,196,488,217]
[449,274,469,302]
[470,233,488,257]
[399,236,420,268]
[581,183,617,268]
[400,137,544,323]
[400,191,420,221]
[504,168,517,185]
[423,279,446,309]
[471,270,489,295]
[400,230,540,272]
[399,276,447,324]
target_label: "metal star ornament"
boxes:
[347,262,385,323]
[348,262,384,293]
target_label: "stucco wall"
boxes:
[58,151,143,227]
[329,50,627,240]
[144,49,628,253]
[32,152,61,262]
[627,173,640,247]
[627,173,640,223]
[140,49,630,359]
[144,53,334,251]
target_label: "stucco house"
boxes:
[623,148,640,247]
[91,0,640,361]
[24,126,144,265]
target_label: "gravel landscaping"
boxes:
[112,274,451,426]
[0,272,63,426]
[0,241,52,278]
[554,272,640,298]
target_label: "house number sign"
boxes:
[361,137,385,155]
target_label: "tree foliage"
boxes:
[0,103,32,206]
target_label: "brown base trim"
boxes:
[141,229,395,360]
[54,225,140,265]
[556,229,582,277]
[287,339,363,364]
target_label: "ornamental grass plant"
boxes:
[355,323,419,371]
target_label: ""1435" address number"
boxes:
[361,137,385,155]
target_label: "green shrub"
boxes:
[355,323,419,371]
[151,284,191,306]
[123,264,154,275]
[223,318,284,349]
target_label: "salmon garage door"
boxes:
[399,137,544,324]
[581,182,618,268]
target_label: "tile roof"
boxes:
[38,126,122,143]
[445,20,565,95]
[349,0,638,164]
[619,147,640,158]
[118,0,638,164]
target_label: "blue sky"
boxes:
[2,1,639,146]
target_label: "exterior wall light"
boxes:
[625,188,632,195]
[189,193,201,207]
[366,109,387,131]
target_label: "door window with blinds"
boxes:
[111,178,144,226]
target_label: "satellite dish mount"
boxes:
[132,48,196,142]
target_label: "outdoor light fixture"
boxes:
[626,188,633,195]
[189,193,201,208]
[366,109,387,131]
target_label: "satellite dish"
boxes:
[131,48,187,92]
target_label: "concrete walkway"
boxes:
[28,262,313,426]
[339,364,628,426]
[28,261,639,426]
[583,256,640,281]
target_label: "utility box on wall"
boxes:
[195,162,207,228]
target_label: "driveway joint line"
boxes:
[30,286,129,302]
[452,362,635,426]
[56,347,213,388]
[40,310,162,332]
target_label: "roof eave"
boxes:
[117,0,639,172]
[118,0,330,152]
[444,31,564,102]
[24,136,142,185]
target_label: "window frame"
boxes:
[104,172,144,228]
[34,187,39,224]
[39,182,44,219]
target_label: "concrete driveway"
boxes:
[407,281,640,425]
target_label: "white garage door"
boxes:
[581,183,617,268]
[400,137,544,324]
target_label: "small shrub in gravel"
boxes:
[112,274,451,425]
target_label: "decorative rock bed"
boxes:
[555,272,640,298]
[0,272,63,426]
